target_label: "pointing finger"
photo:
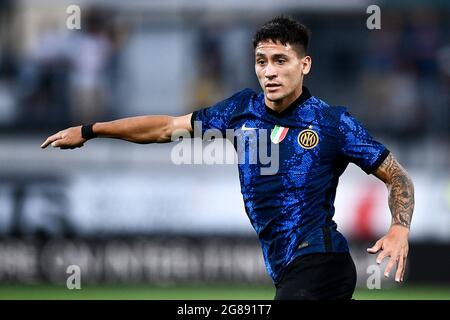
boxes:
[40,137,52,149]
[41,134,62,149]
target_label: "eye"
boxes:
[276,59,286,64]
[256,60,266,66]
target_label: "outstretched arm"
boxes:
[41,114,193,149]
[367,152,415,282]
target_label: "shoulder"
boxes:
[305,96,348,125]
[224,87,257,100]
[220,88,259,115]
[233,88,258,102]
[216,88,258,110]
[192,88,257,122]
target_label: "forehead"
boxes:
[255,40,296,57]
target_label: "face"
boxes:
[255,40,311,109]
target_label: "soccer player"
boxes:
[41,16,414,300]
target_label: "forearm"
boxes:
[374,153,415,229]
[93,115,174,144]
[387,172,415,229]
[371,153,413,282]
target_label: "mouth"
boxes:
[265,83,281,92]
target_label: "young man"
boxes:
[41,17,414,300]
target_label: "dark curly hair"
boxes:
[253,16,311,57]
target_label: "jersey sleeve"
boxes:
[338,110,390,174]
[190,88,253,136]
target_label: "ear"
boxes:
[301,55,312,75]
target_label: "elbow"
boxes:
[158,116,175,143]
[385,170,414,193]
[127,115,174,144]
[402,171,414,191]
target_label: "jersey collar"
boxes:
[264,86,312,116]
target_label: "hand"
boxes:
[41,126,87,149]
[367,224,409,282]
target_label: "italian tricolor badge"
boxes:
[270,125,289,144]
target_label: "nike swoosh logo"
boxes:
[241,124,257,131]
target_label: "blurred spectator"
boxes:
[16,8,114,129]
[0,2,446,145]
[402,7,443,135]
[436,44,450,136]
[189,26,226,110]
[360,7,449,145]
[0,0,18,127]
[17,20,71,129]
[65,9,112,125]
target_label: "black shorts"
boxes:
[274,252,357,300]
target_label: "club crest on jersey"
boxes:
[298,128,319,149]
[270,125,289,144]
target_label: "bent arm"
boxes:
[372,152,415,229]
[41,113,193,149]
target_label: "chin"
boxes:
[265,91,286,102]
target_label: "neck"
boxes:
[265,86,303,113]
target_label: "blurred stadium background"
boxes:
[0,0,449,299]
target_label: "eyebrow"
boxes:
[255,53,290,59]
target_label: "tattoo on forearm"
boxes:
[377,154,415,229]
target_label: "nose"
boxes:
[264,62,277,79]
